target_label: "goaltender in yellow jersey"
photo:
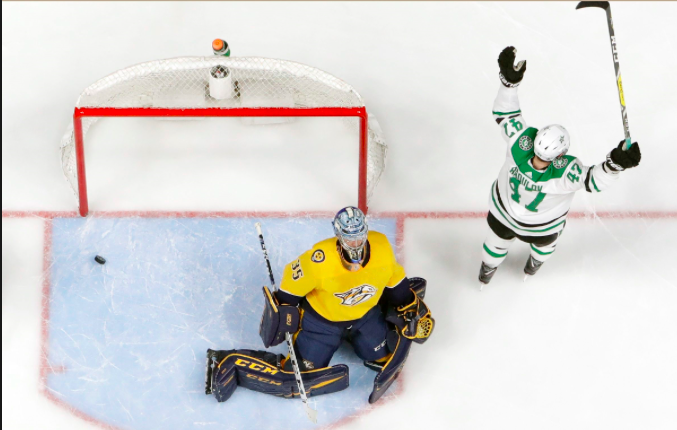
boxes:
[206,207,434,405]
[279,230,406,322]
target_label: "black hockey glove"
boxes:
[606,140,642,172]
[385,287,434,344]
[498,46,527,88]
[259,286,299,348]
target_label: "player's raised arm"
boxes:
[543,140,642,195]
[493,47,528,145]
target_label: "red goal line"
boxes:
[2,210,676,220]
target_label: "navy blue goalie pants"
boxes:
[289,304,390,370]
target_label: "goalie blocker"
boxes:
[259,286,299,348]
[205,278,433,403]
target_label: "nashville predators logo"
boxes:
[334,285,377,306]
[311,250,325,263]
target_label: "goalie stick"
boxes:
[255,222,318,424]
[576,1,633,150]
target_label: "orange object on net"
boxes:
[212,39,224,51]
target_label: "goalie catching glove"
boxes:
[385,278,434,344]
[259,286,299,348]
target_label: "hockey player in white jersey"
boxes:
[479,47,642,285]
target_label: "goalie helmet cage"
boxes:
[60,56,387,216]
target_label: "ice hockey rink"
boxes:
[3,2,677,430]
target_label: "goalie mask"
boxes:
[333,206,368,271]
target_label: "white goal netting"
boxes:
[60,56,387,211]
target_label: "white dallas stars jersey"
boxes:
[489,85,619,236]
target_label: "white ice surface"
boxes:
[3,2,677,430]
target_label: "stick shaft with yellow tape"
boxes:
[576,1,632,150]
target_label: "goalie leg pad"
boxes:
[206,349,240,402]
[368,331,413,404]
[259,286,300,348]
[366,279,431,403]
[207,349,349,402]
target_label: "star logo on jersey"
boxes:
[553,156,569,169]
[334,285,377,306]
[518,135,533,151]
[311,250,325,263]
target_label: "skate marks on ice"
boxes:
[44,216,398,430]
[9,209,675,430]
[400,215,677,430]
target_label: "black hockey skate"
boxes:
[205,349,228,395]
[523,255,544,280]
[478,262,498,287]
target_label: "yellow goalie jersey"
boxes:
[279,231,406,322]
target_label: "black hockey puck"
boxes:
[94,255,106,265]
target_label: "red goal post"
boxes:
[60,57,387,216]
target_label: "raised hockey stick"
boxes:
[576,1,633,150]
[254,222,317,424]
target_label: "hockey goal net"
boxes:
[60,56,387,216]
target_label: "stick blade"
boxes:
[576,1,610,10]
[305,403,318,423]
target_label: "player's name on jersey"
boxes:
[509,167,543,192]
